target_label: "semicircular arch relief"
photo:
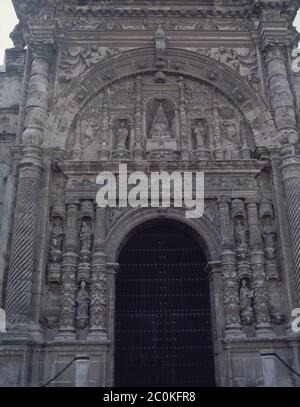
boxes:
[64,71,258,161]
[44,48,277,159]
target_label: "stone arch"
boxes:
[105,207,221,264]
[45,47,276,151]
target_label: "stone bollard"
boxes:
[260,350,277,387]
[75,354,90,387]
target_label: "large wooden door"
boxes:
[114,222,215,387]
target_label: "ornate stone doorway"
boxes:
[114,220,215,387]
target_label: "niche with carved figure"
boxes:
[146,98,178,154]
[111,117,132,159]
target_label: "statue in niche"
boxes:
[239,278,254,324]
[115,120,130,149]
[223,121,240,159]
[154,27,167,60]
[50,221,64,251]
[76,280,90,324]
[262,217,280,280]
[150,103,172,141]
[235,217,247,247]
[82,117,99,147]
[80,222,92,251]
[49,219,64,263]
[225,122,239,143]
[192,120,207,148]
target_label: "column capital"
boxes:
[260,39,288,62]
[28,39,55,60]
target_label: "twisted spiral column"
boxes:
[5,147,43,327]
[5,40,52,330]
[280,153,300,303]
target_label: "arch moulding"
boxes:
[105,207,221,264]
[44,47,277,151]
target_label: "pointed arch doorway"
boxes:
[114,219,216,387]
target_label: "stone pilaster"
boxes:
[246,200,273,337]
[218,198,244,337]
[98,91,110,161]
[178,77,189,160]
[133,76,144,160]
[87,206,107,340]
[5,41,52,331]
[56,202,79,340]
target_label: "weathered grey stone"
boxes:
[0,0,299,387]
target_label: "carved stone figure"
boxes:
[150,103,172,141]
[80,222,93,252]
[235,218,247,251]
[49,222,64,264]
[239,279,255,325]
[154,27,167,60]
[192,121,206,148]
[76,280,90,325]
[9,23,25,49]
[262,218,280,281]
[115,120,130,149]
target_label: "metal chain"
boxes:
[41,357,77,387]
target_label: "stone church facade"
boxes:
[0,0,300,387]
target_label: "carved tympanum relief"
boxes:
[58,46,134,83]
[67,73,255,161]
[188,47,260,87]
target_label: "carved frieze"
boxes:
[58,46,134,83]
[188,47,260,85]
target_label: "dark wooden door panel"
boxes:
[115,223,215,387]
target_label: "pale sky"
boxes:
[0,0,300,64]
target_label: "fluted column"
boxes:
[246,200,273,337]
[5,41,52,330]
[56,203,79,340]
[87,206,107,340]
[263,41,300,303]
[218,198,244,337]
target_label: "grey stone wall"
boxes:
[0,0,299,387]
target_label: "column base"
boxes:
[225,324,246,339]
[87,328,107,342]
[3,322,31,341]
[55,326,76,341]
[255,324,275,338]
